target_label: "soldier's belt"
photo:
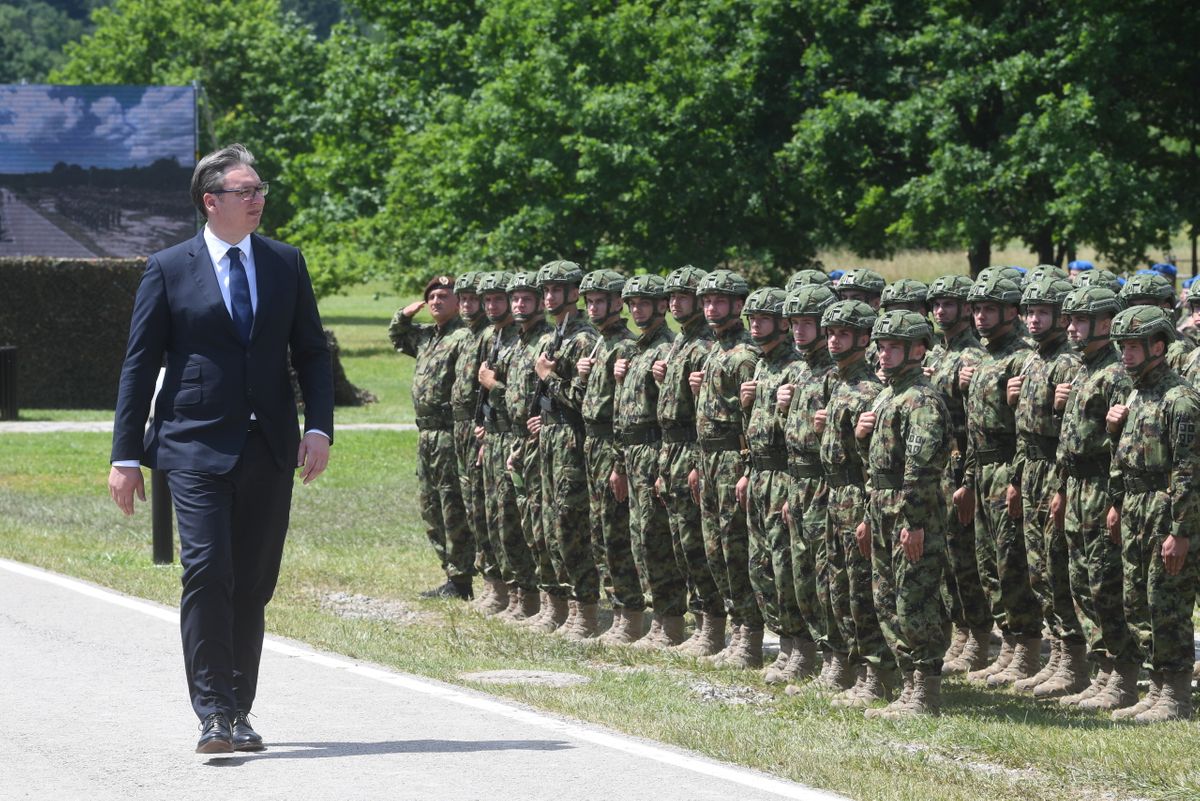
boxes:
[540,401,584,429]
[788,460,823,480]
[1020,433,1058,462]
[585,422,615,440]
[976,441,1016,466]
[484,411,512,434]
[871,471,902,490]
[1063,454,1108,480]
[750,452,788,472]
[415,413,454,431]
[661,425,697,444]
[825,464,864,489]
[452,407,477,422]
[1123,471,1169,494]
[699,432,743,453]
[620,424,662,446]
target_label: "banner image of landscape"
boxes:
[0,84,196,258]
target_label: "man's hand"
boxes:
[108,465,145,516]
[813,408,829,434]
[739,380,757,408]
[576,356,595,378]
[900,526,925,563]
[952,486,975,525]
[958,365,976,391]
[526,416,542,437]
[1005,483,1022,519]
[1106,404,1129,435]
[776,383,795,412]
[476,445,484,467]
[781,500,791,527]
[651,360,667,383]
[402,300,426,318]
[1107,506,1121,545]
[478,363,497,389]
[922,365,935,378]
[535,353,556,381]
[855,411,876,440]
[1006,375,1025,407]
[688,370,705,395]
[735,475,750,511]
[614,358,630,383]
[688,468,701,505]
[1053,382,1072,412]
[297,432,330,485]
[609,470,629,503]
[855,520,870,558]
[1050,490,1065,531]
[1161,534,1189,576]
[654,475,665,501]
[474,424,485,443]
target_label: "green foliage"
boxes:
[0,1,87,82]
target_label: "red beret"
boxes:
[424,275,455,299]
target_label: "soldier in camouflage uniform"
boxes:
[785,269,831,290]
[778,284,846,689]
[857,310,952,718]
[738,288,803,682]
[533,261,601,636]
[954,274,1043,683]
[833,269,886,310]
[819,299,896,707]
[501,271,560,626]
[653,267,724,656]
[879,279,928,315]
[692,270,762,667]
[475,271,541,619]
[924,274,992,674]
[449,271,503,612]
[1052,287,1141,709]
[574,269,638,642]
[614,274,685,647]
[1106,305,1200,722]
[1005,277,1086,691]
[1073,268,1123,294]
[389,275,476,599]
[1119,272,1193,373]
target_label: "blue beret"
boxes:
[828,269,845,280]
[1012,266,1027,275]
[1135,269,1156,276]
[1183,275,1198,289]
[1068,260,1093,271]
[1151,262,1177,278]
[1116,277,1127,286]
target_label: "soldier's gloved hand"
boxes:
[1050,490,1065,531]
[958,365,976,391]
[1162,534,1189,576]
[535,353,556,380]
[1006,375,1025,407]
[781,500,791,527]
[855,411,876,440]
[688,370,705,395]
[577,357,595,378]
[900,526,925,563]
[1106,404,1129,434]
[855,520,870,558]
[952,486,974,525]
[776,383,795,412]
[609,470,629,503]
[813,408,829,434]
[688,468,701,505]
[1005,484,1022,519]
[735,475,750,512]
[651,360,668,383]
[1053,382,1072,412]
[1106,506,1121,545]
[614,358,630,383]
[739,380,757,408]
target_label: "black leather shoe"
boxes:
[196,712,233,754]
[231,711,265,752]
[419,579,473,600]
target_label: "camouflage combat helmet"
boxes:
[872,310,934,376]
[537,259,584,286]
[1026,264,1070,285]
[744,287,788,317]
[1061,286,1122,351]
[785,269,831,292]
[622,273,667,300]
[696,269,750,298]
[821,299,876,361]
[926,274,975,301]
[1110,305,1176,377]
[968,274,1023,307]
[834,268,886,298]
[879,278,929,310]
[453,270,481,294]
[477,270,514,295]
[783,284,838,319]
[1074,268,1123,294]
[664,265,708,295]
[579,268,626,295]
[507,269,543,321]
[1021,276,1075,309]
[1119,271,1175,306]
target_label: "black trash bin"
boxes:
[0,345,16,420]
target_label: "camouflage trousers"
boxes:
[941,460,991,631]
[539,422,600,603]
[628,441,687,616]
[1021,459,1084,643]
[1120,490,1198,672]
[748,468,805,638]
[454,418,497,580]
[483,430,538,591]
[1064,474,1137,663]
[514,434,562,596]
[584,435,641,610]
[826,483,893,669]
[416,428,474,580]
[788,473,842,650]
[698,448,760,626]
[660,441,723,617]
[973,461,1041,637]
[868,488,949,674]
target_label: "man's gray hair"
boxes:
[190,143,256,218]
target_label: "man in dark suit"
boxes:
[108,143,334,754]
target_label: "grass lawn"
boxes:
[1,429,1197,801]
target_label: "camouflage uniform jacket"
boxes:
[1011,334,1081,485]
[820,358,882,485]
[745,340,801,465]
[577,321,635,426]
[614,322,675,473]
[504,319,554,457]
[1166,337,1193,373]
[450,313,492,416]
[865,367,952,530]
[696,323,759,442]
[1109,362,1200,539]
[388,313,471,420]
[1181,342,1200,386]
[961,328,1030,491]
[1055,344,1129,492]
[784,347,836,470]
[537,312,598,416]
[476,321,522,427]
[926,326,985,455]
[655,315,715,473]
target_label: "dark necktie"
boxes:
[227,246,254,343]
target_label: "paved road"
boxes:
[0,187,98,258]
[0,559,842,801]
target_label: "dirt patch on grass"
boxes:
[319,590,431,626]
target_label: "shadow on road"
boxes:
[205,738,574,765]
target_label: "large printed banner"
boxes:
[0,84,196,258]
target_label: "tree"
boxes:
[0,1,87,82]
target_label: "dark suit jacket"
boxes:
[111,230,334,473]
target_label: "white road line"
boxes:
[0,557,846,801]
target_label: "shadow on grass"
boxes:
[206,738,574,766]
[340,345,395,358]
[324,315,393,327]
[937,681,1128,729]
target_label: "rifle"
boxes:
[535,319,568,414]
[475,327,505,426]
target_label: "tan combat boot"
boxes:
[471,576,496,613]
[518,592,549,626]
[829,664,867,706]
[865,670,914,719]
[782,638,820,683]
[833,664,894,709]
[905,670,942,717]
[987,635,1041,686]
[722,627,764,669]
[1079,660,1139,711]
[945,627,991,674]
[944,626,969,663]
[1059,656,1109,706]
[690,614,726,658]
[968,631,1014,683]
[564,603,600,640]
[1134,671,1193,723]
[812,651,856,691]
[1015,637,1060,692]
[553,600,579,636]
[707,623,743,665]
[529,594,569,633]
[659,615,687,648]
[632,616,666,650]
[598,608,625,644]
[1113,671,1161,720]
[1033,641,1089,699]
[672,612,706,655]
[763,637,794,685]
[609,608,645,645]
[510,588,540,622]
[494,588,521,621]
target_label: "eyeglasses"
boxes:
[210,182,270,201]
